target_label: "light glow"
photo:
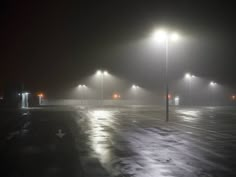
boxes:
[96,70,102,75]
[152,29,180,43]
[37,93,44,98]
[132,84,139,89]
[185,73,195,79]
[113,93,121,99]
[170,32,180,41]
[185,73,191,79]
[210,81,216,86]
[152,29,168,42]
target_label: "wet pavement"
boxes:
[0,107,83,177]
[0,106,236,177]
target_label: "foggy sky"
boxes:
[1,0,236,97]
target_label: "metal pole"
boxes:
[165,39,169,122]
[189,79,192,105]
[82,88,84,105]
[101,73,104,105]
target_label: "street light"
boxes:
[151,28,180,122]
[96,70,108,105]
[209,81,217,106]
[131,84,139,104]
[37,93,44,105]
[210,81,216,86]
[184,73,195,105]
[78,84,87,105]
[132,84,139,89]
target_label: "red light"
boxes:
[168,94,172,99]
[37,93,44,98]
[113,93,121,99]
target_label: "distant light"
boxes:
[113,93,120,99]
[174,96,179,101]
[103,71,108,75]
[78,84,87,89]
[185,73,195,79]
[96,70,102,75]
[170,32,180,41]
[152,29,180,43]
[185,73,191,79]
[168,94,172,99]
[37,93,44,98]
[210,81,216,86]
[232,95,235,100]
[152,29,168,42]
[132,84,139,89]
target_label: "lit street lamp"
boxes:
[78,84,87,105]
[96,70,108,105]
[209,81,217,106]
[184,73,195,105]
[151,29,180,122]
[132,84,139,89]
[131,84,139,104]
[210,81,216,86]
[37,93,44,105]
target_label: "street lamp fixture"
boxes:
[132,84,139,89]
[78,84,87,105]
[185,73,195,79]
[184,73,195,105]
[37,93,44,105]
[210,81,216,86]
[96,70,109,105]
[151,28,180,122]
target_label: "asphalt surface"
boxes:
[0,105,236,177]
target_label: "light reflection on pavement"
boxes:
[176,109,201,122]
[88,110,114,164]
[75,106,236,177]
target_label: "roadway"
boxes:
[0,105,236,177]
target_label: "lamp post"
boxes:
[96,70,108,105]
[78,84,87,105]
[185,73,195,105]
[37,93,44,105]
[151,29,180,122]
[131,84,139,104]
[209,81,217,106]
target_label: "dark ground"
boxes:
[0,105,236,177]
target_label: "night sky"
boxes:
[1,0,236,97]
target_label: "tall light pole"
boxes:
[131,84,139,104]
[78,84,87,105]
[185,73,195,105]
[96,70,108,105]
[151,29,180,122]
[37,93,44,105]
[209,81,217,106]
